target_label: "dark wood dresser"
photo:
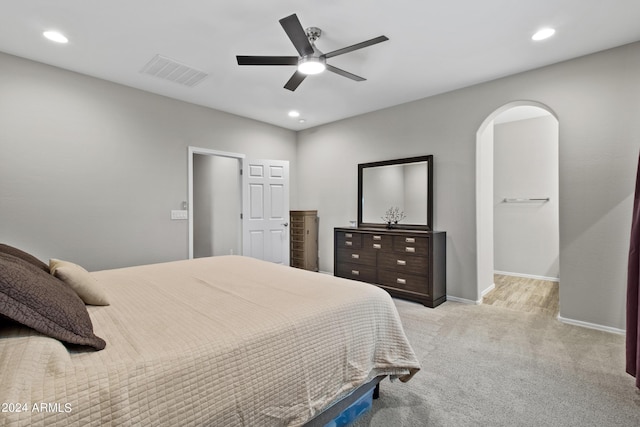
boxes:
[334,227,446,308]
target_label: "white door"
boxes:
[242,159,290,265]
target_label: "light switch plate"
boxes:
[171,210,188,220]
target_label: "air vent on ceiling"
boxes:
[140,54,208,87]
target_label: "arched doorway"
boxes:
[476,101,559,311]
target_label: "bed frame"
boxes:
[304,376,384,426]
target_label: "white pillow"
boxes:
[49,259,110,306]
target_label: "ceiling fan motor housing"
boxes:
[305,27,322,43]
[297,27,325,74]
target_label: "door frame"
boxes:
[187,146,245,259]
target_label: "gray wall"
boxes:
[297,42,640,330]
[0,52,297,271]
[494,115,559,279]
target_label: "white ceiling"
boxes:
[1,0,639,131]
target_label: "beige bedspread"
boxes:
[0,256,420,426]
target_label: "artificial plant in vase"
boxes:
[381,206,406,228]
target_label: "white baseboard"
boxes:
[434,295,625,336]
[494,270,559,282]
[557,315,625,335]
[480,283,495,298]
[446,295,482,305]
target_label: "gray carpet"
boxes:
[353,300,640,427]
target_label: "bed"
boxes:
[0,249,420,426]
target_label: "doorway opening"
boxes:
[476,101,559,316]
[188,147,244,259]
[188,148,291,265]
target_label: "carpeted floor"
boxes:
[353,299,640,427]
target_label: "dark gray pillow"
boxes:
[0,253,106,350]
[0,243,49,272]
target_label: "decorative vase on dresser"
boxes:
[334,227,446,308]
[290,210,319,271]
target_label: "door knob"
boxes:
[282,222,289,227]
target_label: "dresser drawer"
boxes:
[336,248,376,266]
[290,217,305,226]
[290,225,304,237]
[393,235,429,256]
[377,269,429,296]
[336,262,377,282]
[378,254,428,276]
[290,256,305,269]
[364,233,393,252]
[290,240,304,251]
[336,231,362,249]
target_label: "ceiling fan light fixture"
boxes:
[236,13,388,91]
[298,56,326,75]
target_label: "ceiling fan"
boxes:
[236,13,389,91]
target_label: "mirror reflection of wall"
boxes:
[361,161,428,225]
[362,165,404,223]
[403,162,428,224]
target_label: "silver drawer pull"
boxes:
[397,260,407,266]
[373,235,382,241]
[405,237,415,243]
[351,270,360,276]
[345,241,353,246]
[351,254,360,259]
[396,278,407,285]
[373,244,381,249]
[345,233,353,238]
[405,247,415,253]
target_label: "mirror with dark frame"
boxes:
[358,155,433,230]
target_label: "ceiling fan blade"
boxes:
[279,14,314,57]
[284,71,307,91]
[323,35,389,59]
[326,64,366,82]
[237,56,298,66]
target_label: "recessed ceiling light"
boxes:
[298,119,306,124]
[532,28,555,41]
[288,110,300,118]
[43,31,68,44]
